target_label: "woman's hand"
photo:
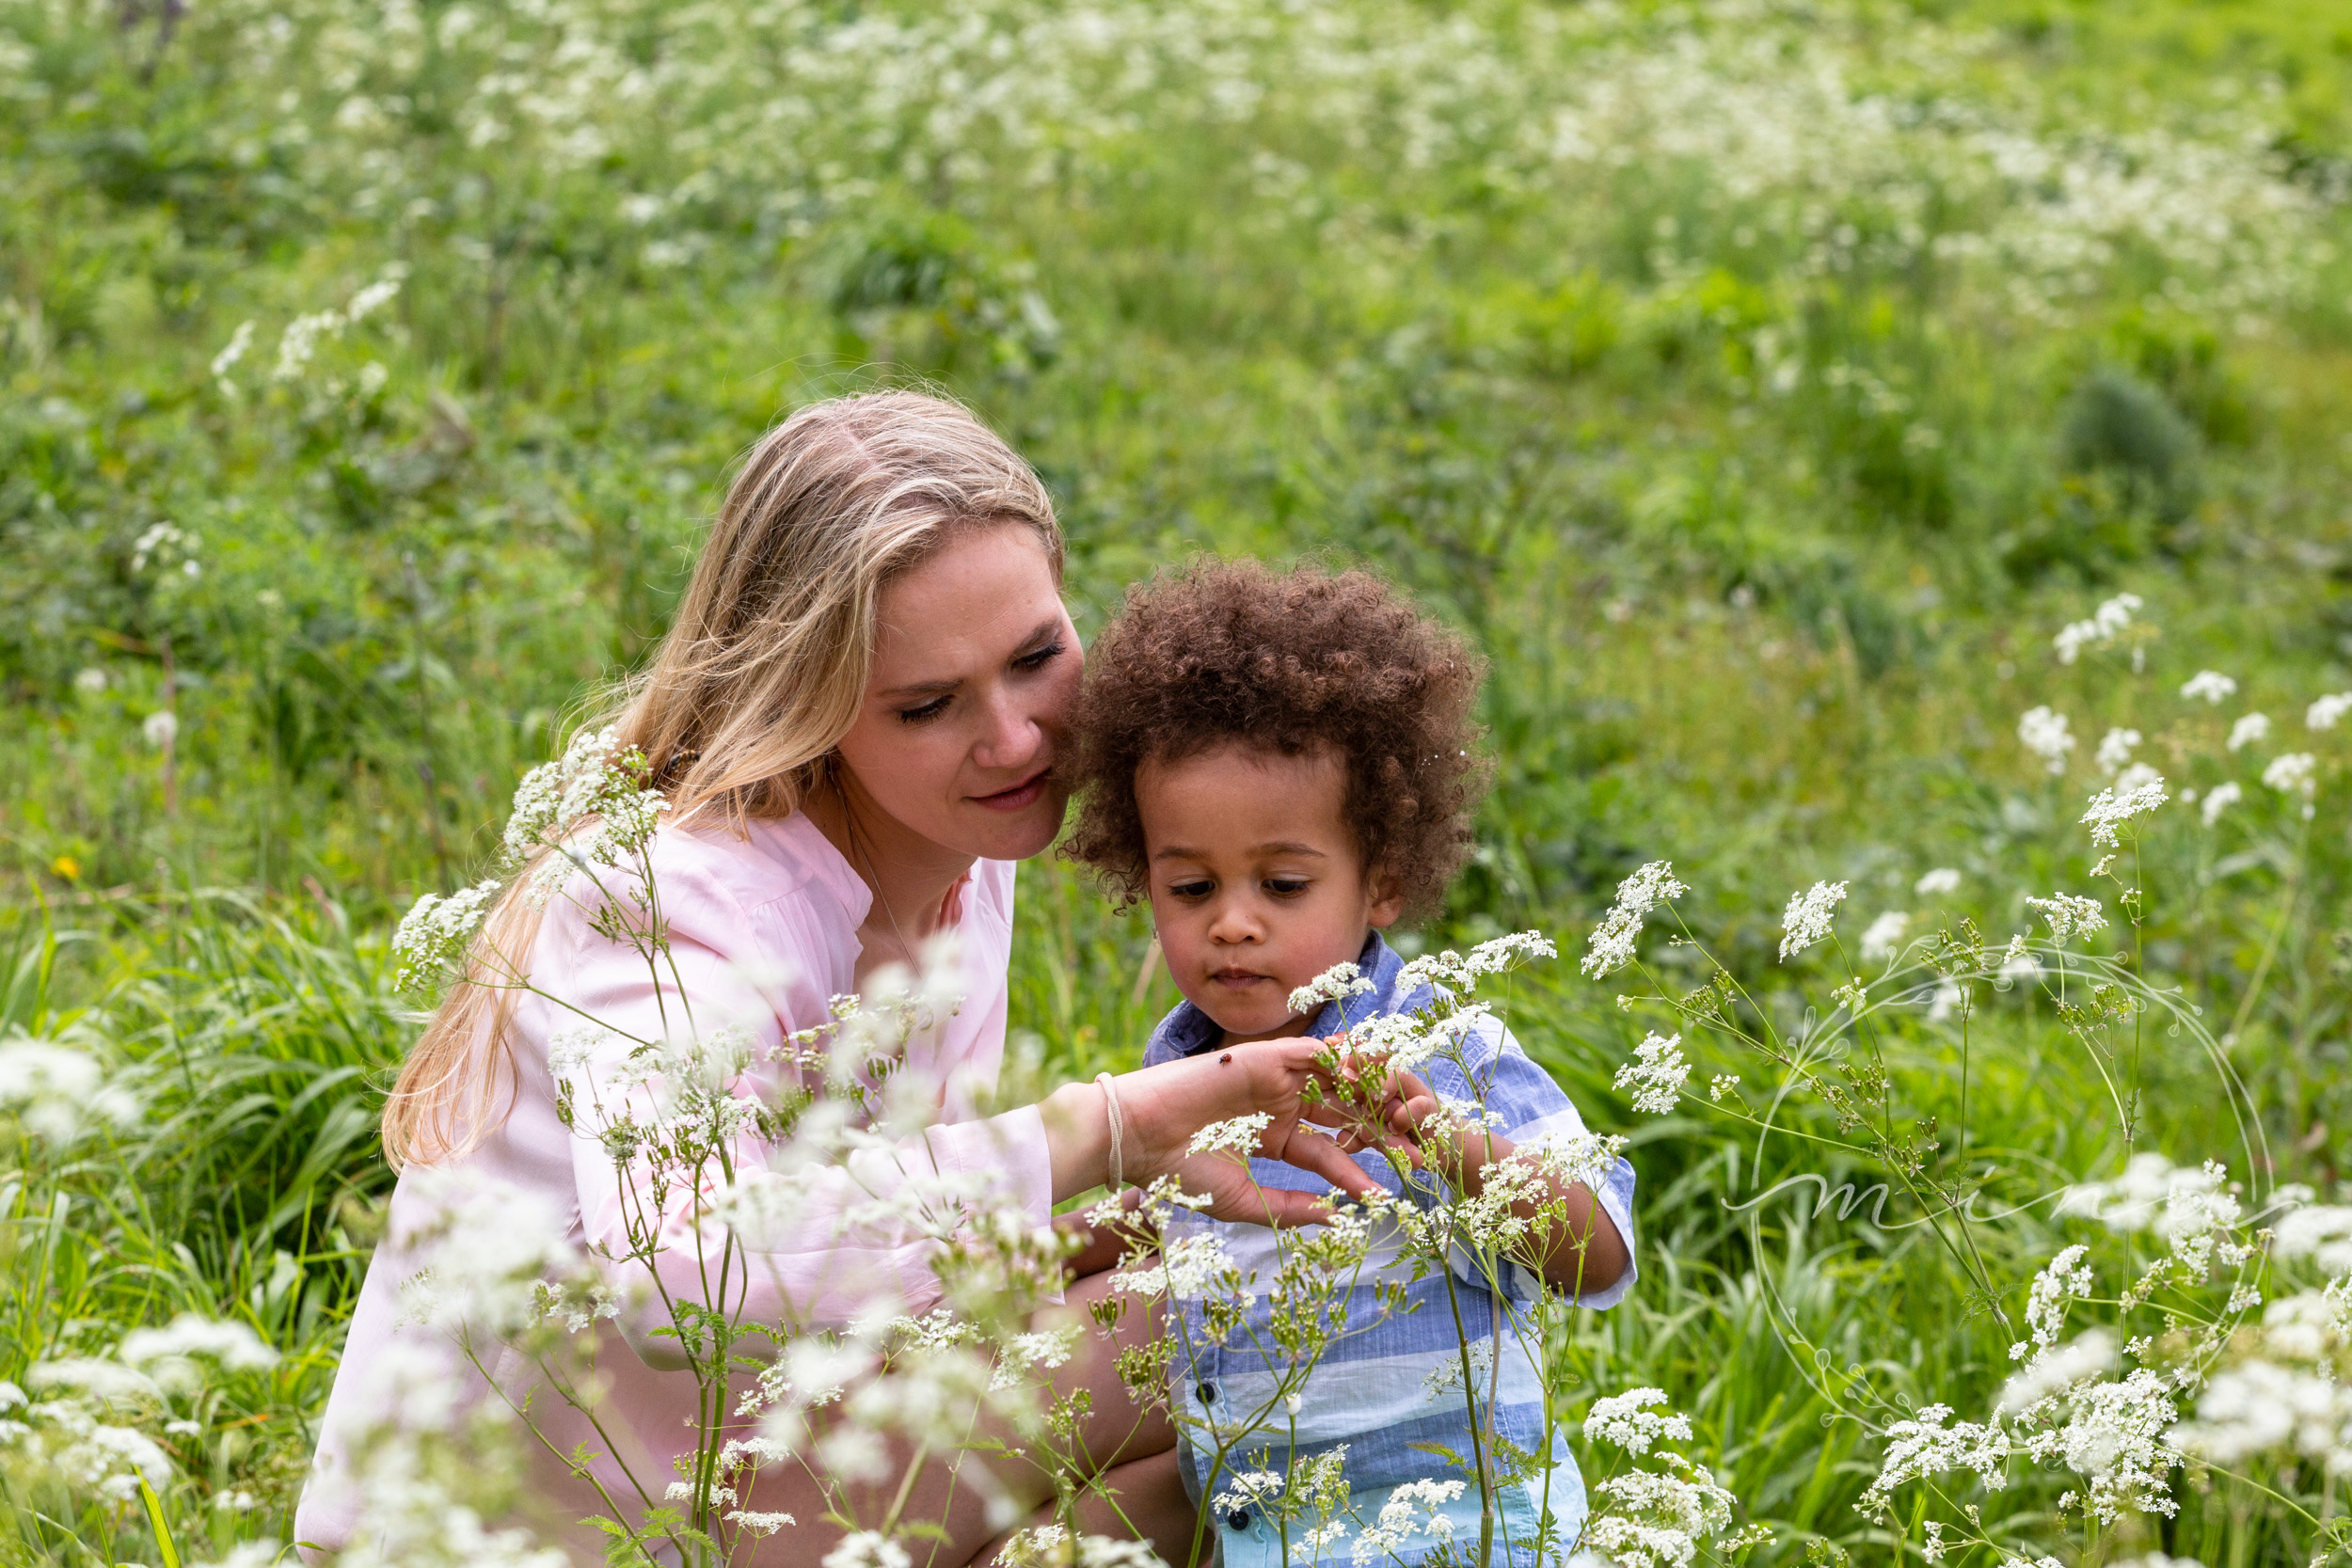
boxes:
[1040,1037,1417,1225]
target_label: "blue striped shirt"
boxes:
[1142,932,1638,1565]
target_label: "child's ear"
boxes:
[1367,865,1406,930]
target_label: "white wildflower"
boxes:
[1858,1404,2009,1519]
[118,1315,278,1395]
[1858,911,1909,963]
[2263,751,2317,800]
[1400,930,1558,994]
[2225,713,2270,752]
[2018,706,2075,773]
[2271,1205,2352,1275]
[1914,867,1962,896]
[2094,726,2140,776]
[2081,775,2168,847]
[143,709,178,750]
[1613,1032,1688,1114]
[1583,1458,1736,1568]
[1289,961,1373,1015]
[390,879,503,991]
[1582,861,1687,977]
[2054,594,2142,664]
[1587,1388,1694,1455]
[209,320,255,396]
[2180,671,2237,705]
[1777,879,1848,960]
[2173,1357,2352,1472]
[824,1532,912,1568]
[1186,1113,1271,1157]
[2057,1155,2246,1273]
[0,1037,141,1145]
[2200,781,2242,826]
[2000,1329,2119,1415]
[2012,1243,2095,1364]
[2306,693,2352,731]
[2026,892,2106,943]
[724,1511,796,1536]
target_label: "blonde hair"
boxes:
[382,391,1063,1169]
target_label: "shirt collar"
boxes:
[1145,930,1425,1059]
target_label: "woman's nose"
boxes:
[971,688,1043,771]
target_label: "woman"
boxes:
[295,392,1386,1566]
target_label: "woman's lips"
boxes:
[971,768,1052,813]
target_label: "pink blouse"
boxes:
[295,814,1046,1560]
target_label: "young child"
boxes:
[1063,561,1639,1567]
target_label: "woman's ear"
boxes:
[1367,865,1406,930]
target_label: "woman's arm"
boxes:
[1038,1038,1393,1222]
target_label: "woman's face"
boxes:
[833,523,1082,863]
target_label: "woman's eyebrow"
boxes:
[874,619,1063,701]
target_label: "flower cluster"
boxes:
[1582,861,1687,977]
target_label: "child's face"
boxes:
[1136,742,1402,1043]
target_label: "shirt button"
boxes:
[1226,1508,1251,1531]
[1196,1381,1217,1404]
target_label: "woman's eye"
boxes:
[1264,878,1311,897]
[1014,640,1066,673]
[898,696,951,725]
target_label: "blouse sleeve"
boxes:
[541,846,1053,1354]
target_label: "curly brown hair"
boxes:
[1061,559,1488,920]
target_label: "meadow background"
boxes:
[4,0,2352,1561]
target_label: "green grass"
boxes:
[5,0,2352,1560]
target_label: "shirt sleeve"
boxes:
[543,846,1055,1352]
[1430,1021,1639,1311]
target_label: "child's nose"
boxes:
[1207,898,1262,944]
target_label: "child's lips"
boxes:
[1208,968,1273,989]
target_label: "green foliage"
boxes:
[3,0,2351,1560]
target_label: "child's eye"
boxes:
[1264,878,1311,898]
[897,695,951,725]
[1168,879,1215,901]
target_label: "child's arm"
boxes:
[1386,1090,1630,1296]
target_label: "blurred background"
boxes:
[2,0,2349,1561]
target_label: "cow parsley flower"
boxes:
[1582,861,1687,977]
[1401,930,1558,994]
[1289,962,1373,1015]
[1587,1388,1694,1455]
[2263,751,2317,800]
[2080,775,2168,847]
[2054,594,2143,664]
[1858,1404,2010,1520]
[2094,727,2141,776]
[1915,866,1962,896]
[1187,1113,1272,1157]
[0,1037,141,1146]
[1777,879,1848,959]
[1859,911,1909,963]
[823,1533,912,1568]
[2018,706,2075,773]
[2306,692,2352,731]
[500,726,672,900]
[2026,892,2106,943]
[1614,1032,1688,1114]
[2200,781,2242,826]
[391,879,503,991]
[2180,670,2237,705]
[2225,713,2270,752]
